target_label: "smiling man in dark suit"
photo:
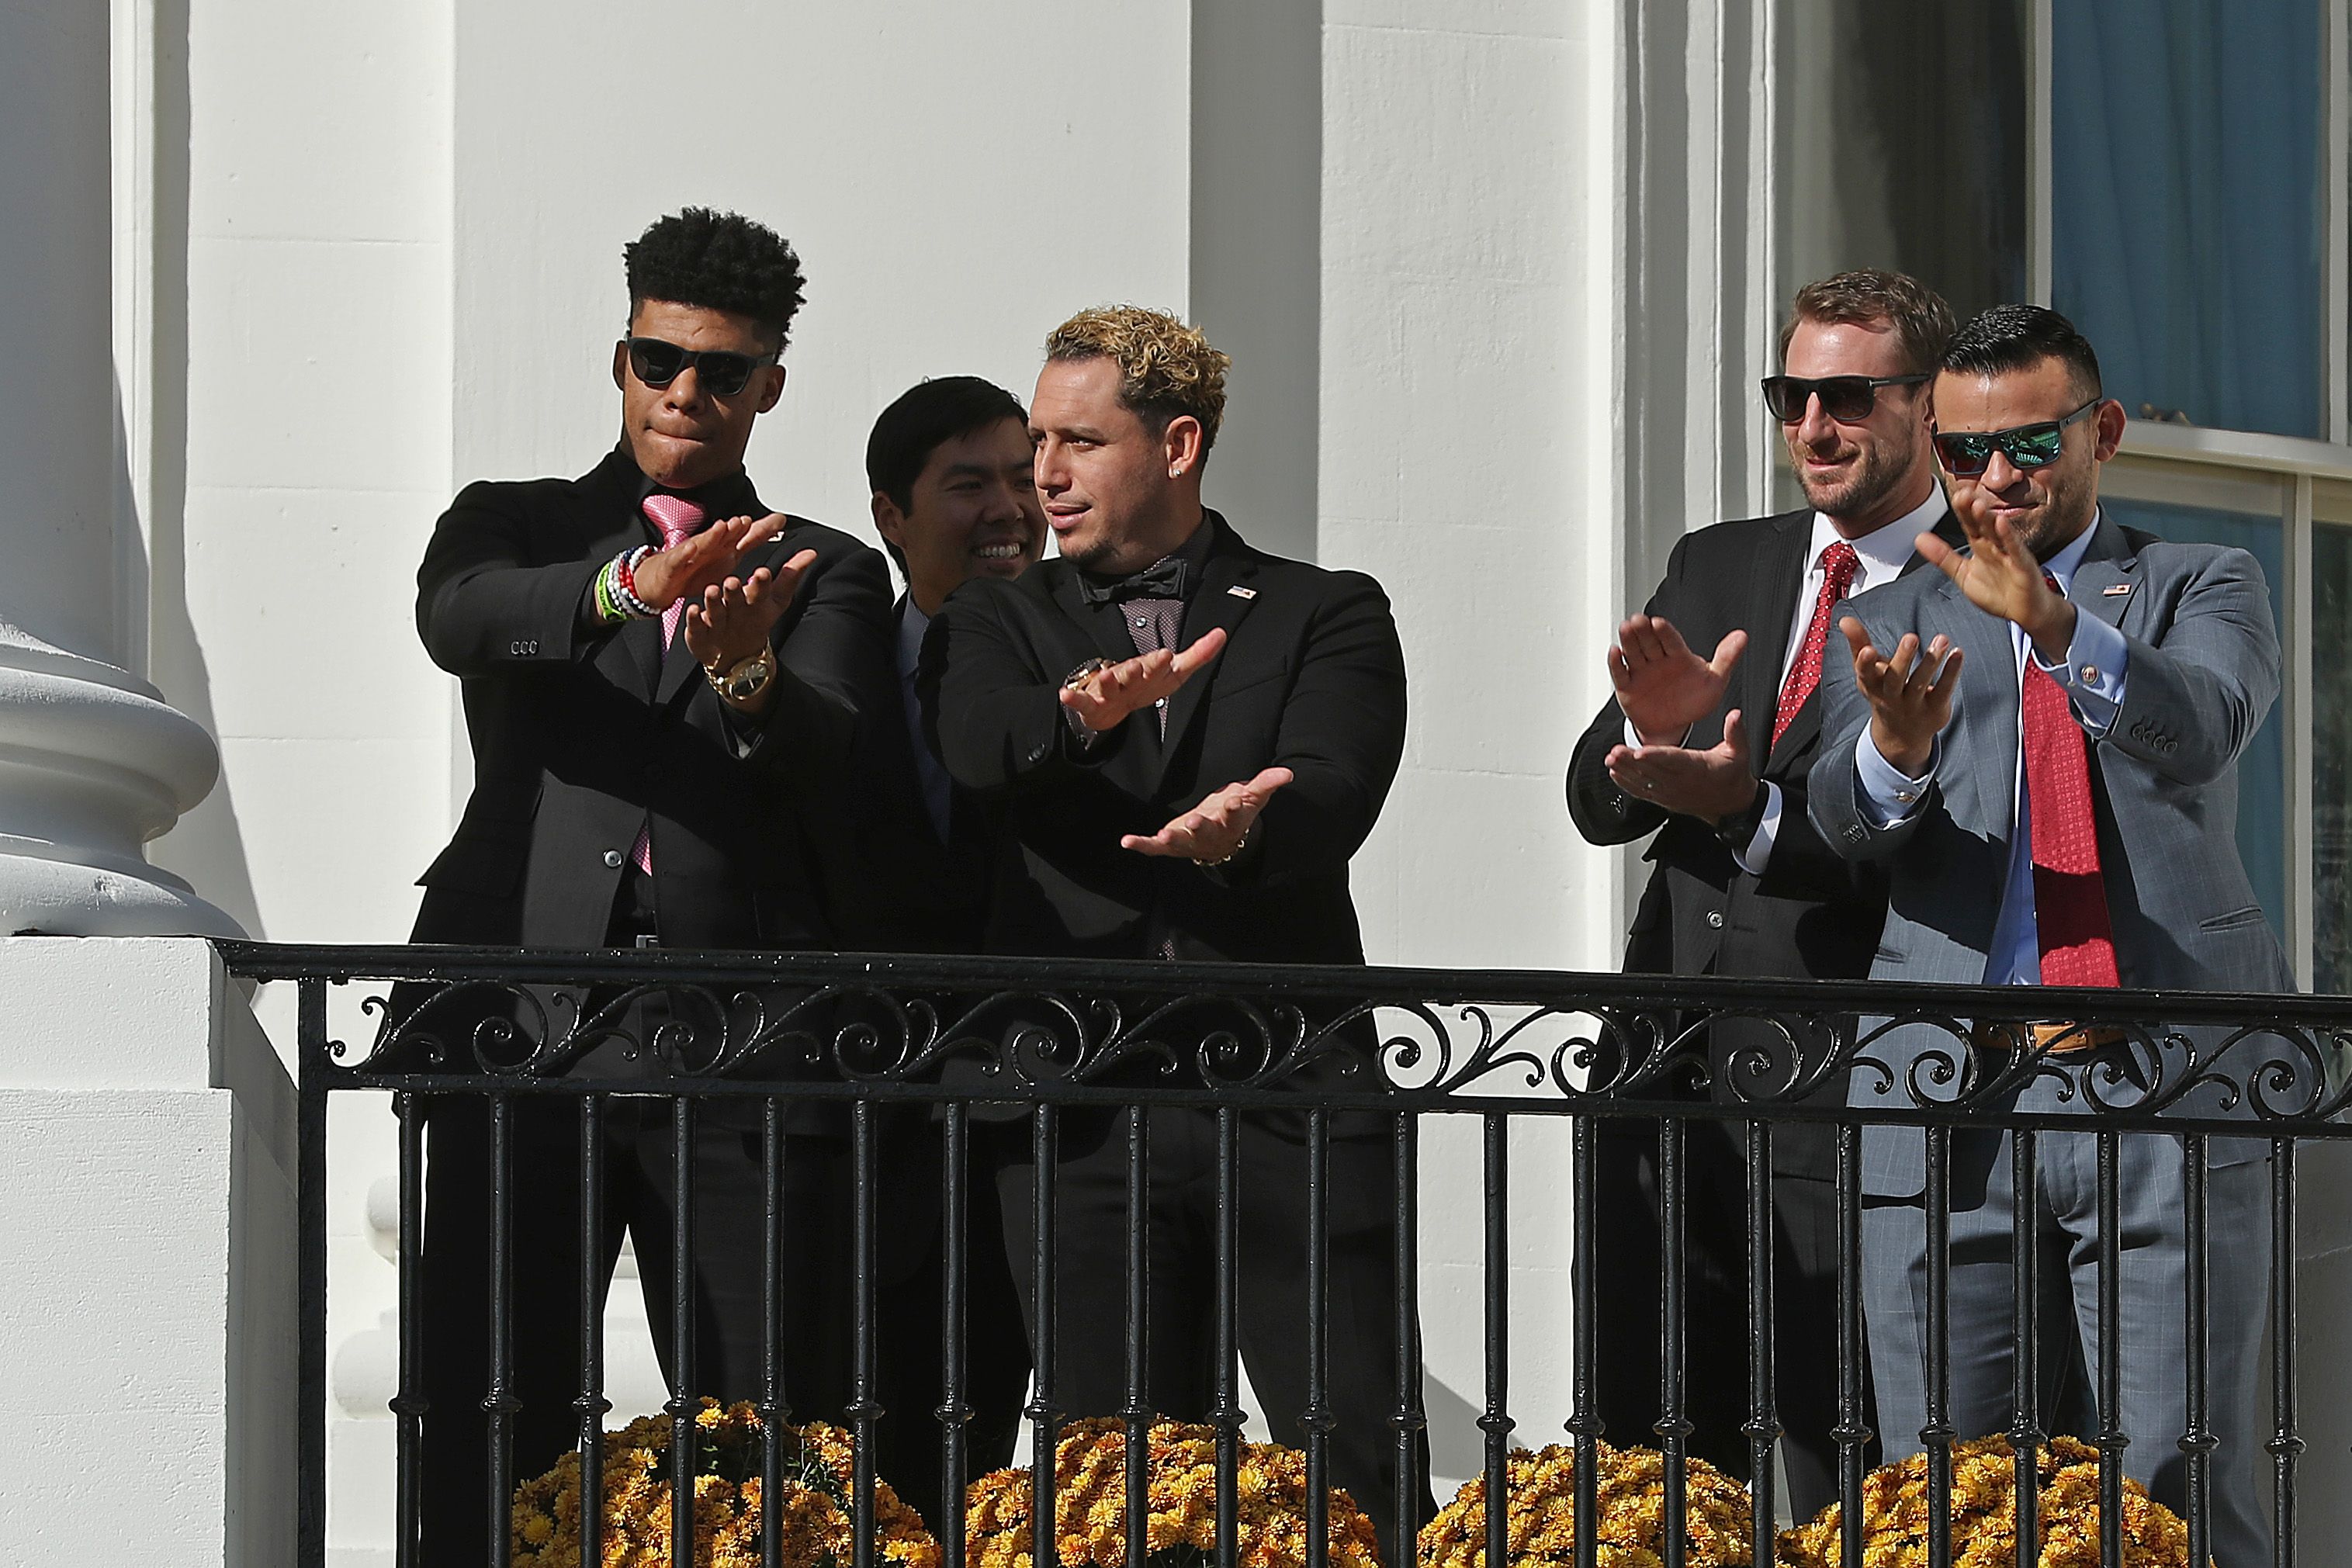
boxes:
[404,208,892,1563]
[1565,272,1957,1519]
[926,306,1425,1561]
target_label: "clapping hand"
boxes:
[1915,510,2076,661]
[1604,710,1758,825]
[1122,767,1293,863]
[635,511,788,611]
[1609,615,1748,743]
[681,547,819,685]
[1061,627,1228,734]
[1838,618,1960,778]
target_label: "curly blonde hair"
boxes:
[1044,306,1231,451]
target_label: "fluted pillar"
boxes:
[0,0,235,936]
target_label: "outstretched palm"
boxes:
[1608,614,1748,742]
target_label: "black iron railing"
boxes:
[217,940,2352,1568]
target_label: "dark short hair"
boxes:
[624,208,808,349]
[1779,269,1955,376]
[865,376,1031,578]
[1940,303,2104,400]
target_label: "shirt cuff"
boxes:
[1730,782,1782,876]
[1620,711,1694,749]
[2029,610,2130,735]
[1855,725,1936,826]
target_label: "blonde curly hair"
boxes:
[1044,306,1231,451]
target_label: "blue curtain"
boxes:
[2052,0,2323,438]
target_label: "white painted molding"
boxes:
[0,621,240,936]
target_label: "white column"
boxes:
[0,0,237,936]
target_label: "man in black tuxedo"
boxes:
[826,375,1048,1523]
[404,208,892,1562]
[926,307,1426,1560]
[1564,271,1956,1520]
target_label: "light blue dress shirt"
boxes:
[1854,514,2130,985]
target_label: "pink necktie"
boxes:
[631,494,707,875]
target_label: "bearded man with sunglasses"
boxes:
[1566,271,1961,1519]
[1810,304,2291,1568]
[403,208,892,1563]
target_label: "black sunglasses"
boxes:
[1931,398,2102,477]
[623,335,777,397]
[1760,372,1931,423]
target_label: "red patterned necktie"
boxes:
[632,493,708,874]
[2023,573,2119,987]
[1774,540,1859,744]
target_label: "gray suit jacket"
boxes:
[1807,513,2296,1196]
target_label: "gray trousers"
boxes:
[1862,1129,2269,1568]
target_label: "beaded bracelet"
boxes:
[610,545,657,619]
[593,565,625,623]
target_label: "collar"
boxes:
[1073,512,1218,604]
[611,441,764,524]
[895,596,930,680]
[2040,507,2103,595]
[1811,487,1948,580]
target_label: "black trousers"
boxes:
[415,1094,850,1565]
[1588,1119,1874,1525]
[993,1107,1434,1568]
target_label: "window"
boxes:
[1772,0,2350,985]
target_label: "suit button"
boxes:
[602,850,624,869]
[2080,664,2100,683]
[1706,911,1724,929]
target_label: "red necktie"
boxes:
[2023,574,2120,987]
[1774,541,1859,744]
[631,493,708,875]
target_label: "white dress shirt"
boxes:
[1623,488,1948,874]
[1854,512,2132,983]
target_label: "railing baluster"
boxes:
[1834,1122,1865,1568]
[1481,1114,1512,1568]
[669,1095,697,1568]
[394,1089,428,1568]
[1030,1106,1061,1568]
[1124,1105,1151,1568]
[2271,1136,2301,1568]
[1744,1119,1778,1563]
[2007,1127,2039,1568]
[577,1095,608,1568]
[1569,1114,1599,1568]
[297,978,331,1568]
[762,1096,787,1568]
[1923,1122,1952,1568]
[940,1102,972,1568]
[1657,1116,1686,1568]
[2096,1130,2124,1568]
[488,1092,518,1568]
[851,1100,880,1568]
[1394,1110,1428,1568]
[1305,1108,1332,1568]
[1214,1106,1243,1568]
[2181,1132,2212,1568]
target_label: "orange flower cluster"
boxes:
[1416,1442,1754,1568]
[1773,1435,2191,1568]
[511,1398,942,1568]
[964,1417,1383,1568]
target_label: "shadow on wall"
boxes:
[123,0,263,937]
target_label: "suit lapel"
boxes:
[1749,510,1812,768]
[574,460,663,694]
[1157,539,1262,784]
[2068,513,2141,635]
[1938,572,2020,834]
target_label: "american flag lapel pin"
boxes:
[1228,586,1257,600]
[2102,583,2132,597]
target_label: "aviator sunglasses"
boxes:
[1931,398,2102,478]
[1760,372,1930,423]
[623,335,778,397]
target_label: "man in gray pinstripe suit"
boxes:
[1810,306,2297,1566]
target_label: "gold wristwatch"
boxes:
[708,647,778,704]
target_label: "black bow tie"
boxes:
[1076,556,1190,605]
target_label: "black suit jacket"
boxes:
[927,511,1407,967]
[410,445,895,951]
[826,595,996,955]
[1564,504,1956,1176]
